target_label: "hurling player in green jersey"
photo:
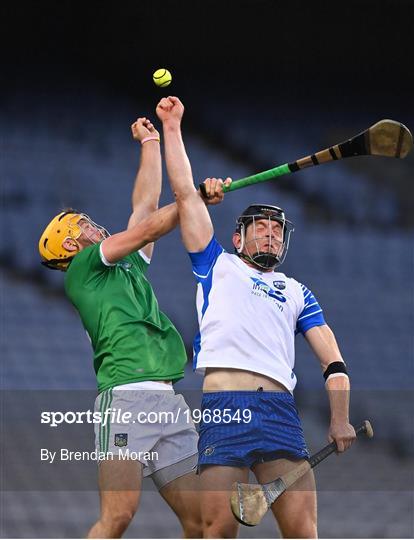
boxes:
[39,116,228,538]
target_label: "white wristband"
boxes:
[141,136,160,145]
[325,372,349,382]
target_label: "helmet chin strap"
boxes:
[238,251,279,270]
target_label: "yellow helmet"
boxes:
[38,210,84,271]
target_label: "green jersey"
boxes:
[64,243,187,393]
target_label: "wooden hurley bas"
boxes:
[199,119,413,196]
[230,420,374,527]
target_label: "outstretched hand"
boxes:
[131,117,160,143]
[156,96,184,125]
[199,177,232,205]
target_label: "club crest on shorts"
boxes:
[114,433,128,447]
[273,280,286,290]
[203,446,215,456]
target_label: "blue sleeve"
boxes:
[296,283,326,334]
[188,235,224,282]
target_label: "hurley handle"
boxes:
[309,420,373,469]
[198,163,292,197]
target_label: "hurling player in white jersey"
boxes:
[156,96,356,539]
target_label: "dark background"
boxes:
[3,0,414,107]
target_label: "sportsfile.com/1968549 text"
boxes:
[40,407,252,428]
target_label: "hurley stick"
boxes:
[230,420,374,527]
[199,119,412,196]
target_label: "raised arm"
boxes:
[127,117,162,260]
[101,203,178,264]
[156,96,230,252]
[304,324,356,452]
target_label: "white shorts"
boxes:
[94,384,198,489]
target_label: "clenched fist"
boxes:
[199,177,232,205]
[131,117,160,143]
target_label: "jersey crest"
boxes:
[250,276,287,303]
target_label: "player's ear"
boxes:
[232,232,241,250]
[62,239,79,252]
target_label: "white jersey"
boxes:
[189,236,325,392]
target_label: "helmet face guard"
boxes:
[39,210,109,271]
[235,204,294,270]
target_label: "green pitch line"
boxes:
[223,163,292,192]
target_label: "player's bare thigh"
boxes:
[199,465,249,538]
[252,458,317,539]
[98,457,142,491]
[87,459,142,538]
[160,470,202,538]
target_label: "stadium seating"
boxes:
[2,94,412,390]
[1,93,413,538]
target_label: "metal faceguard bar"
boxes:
[71,213,110,243]
[238,215,294,269]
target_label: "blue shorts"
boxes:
[198,391,309,468]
